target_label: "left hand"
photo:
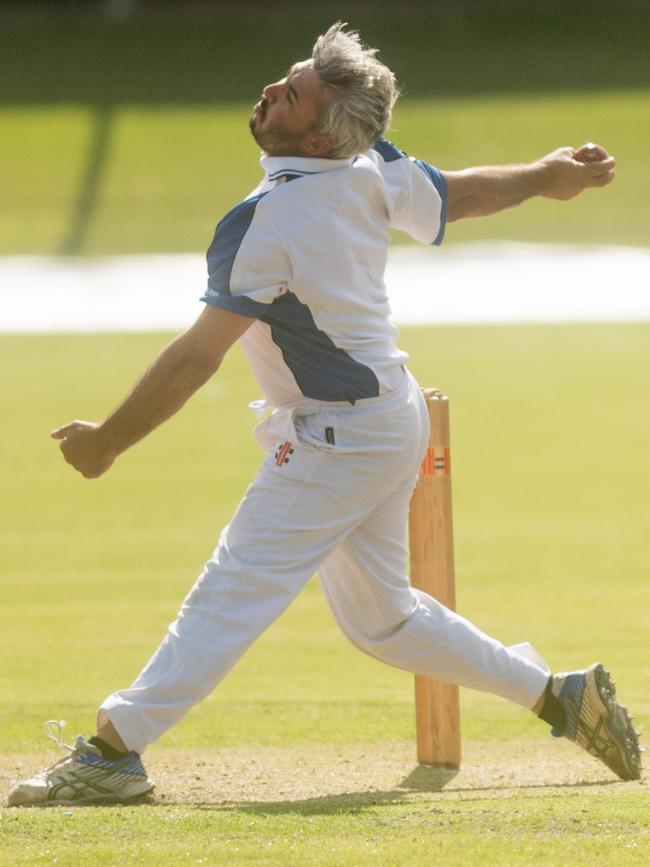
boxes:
[539,143,615,201]
[51,421,116,479]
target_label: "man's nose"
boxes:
[263,80,285,102]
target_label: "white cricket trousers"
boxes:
[102,371,550,754]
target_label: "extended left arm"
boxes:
[444,143,615,222]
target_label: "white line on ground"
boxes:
[1,243,649,333]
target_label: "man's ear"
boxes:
[301,134,332,157]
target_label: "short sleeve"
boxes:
[372,139,447,246]
[201,193,292,318]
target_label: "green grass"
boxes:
[2,791,649,866]
[3,88,650,254]
[1,325,649,863]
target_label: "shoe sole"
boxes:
[9,784,155,808]
[589,663,642,781]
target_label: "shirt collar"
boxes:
[261,153,354,183]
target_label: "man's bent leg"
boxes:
[319,483,550,709]
[101,538,320,753]
[320,509,642,781]
[99,418,415,755]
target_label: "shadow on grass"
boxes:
[136,765,621,816]
[57,105,113,255]
[203,782,623,817]
[13,772,620,814]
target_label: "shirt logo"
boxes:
[274,441,295,466]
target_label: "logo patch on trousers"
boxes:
[274,441,295,466]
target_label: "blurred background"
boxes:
[2,0,649,256]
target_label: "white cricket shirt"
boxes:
[202,139,447,407]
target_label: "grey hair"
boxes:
[312,22,399,158]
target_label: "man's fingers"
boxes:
[50,420,92,440]
[590,171,616,187]
[588,158,616,182]
[588,156,616,172]
[51,421,79,440]
[579,157,615,180]
[575,154,615,190]
[49,419,112,479]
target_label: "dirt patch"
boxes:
[2,739,646,808]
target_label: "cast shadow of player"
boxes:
[134,764,620,815]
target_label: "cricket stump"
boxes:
[408,390,461,768]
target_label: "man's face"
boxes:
[249,60,331,157]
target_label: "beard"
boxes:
[248,99,310,157]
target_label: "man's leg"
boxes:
[318,481,550,709]
[100,450,349,755]
[9,379,432,805]
[318,483,642,780]
[9,439,394,806]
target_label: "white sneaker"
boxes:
[551,663,642,781]
[7,720,154,807]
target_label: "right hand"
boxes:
[539,143,615,201]
[51,421,117,479]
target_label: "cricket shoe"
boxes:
[551,663,643,781]
[7,720,154,807]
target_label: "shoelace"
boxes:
[40,720,91,774]
[45,719,76,752]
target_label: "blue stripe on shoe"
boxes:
[79,750,147,776]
